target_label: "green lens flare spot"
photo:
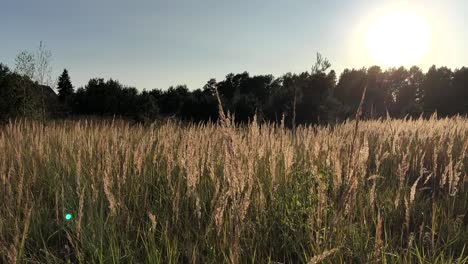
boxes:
[65,214,72,221]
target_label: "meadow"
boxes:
[0,114,467,263]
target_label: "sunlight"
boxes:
[365,9,430,67]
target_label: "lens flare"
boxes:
[65,213,72,221]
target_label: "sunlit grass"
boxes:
[0,116,467,263]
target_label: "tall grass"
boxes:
[0,115,467,263]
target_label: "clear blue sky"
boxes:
[1,0,467,90]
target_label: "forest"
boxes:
[1,53,467,124]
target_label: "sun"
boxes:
[365,9,430,67]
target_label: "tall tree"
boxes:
[12,43,54,119]
[294,53,336,125]
[451,67,468,115]
[57,69,73,102]
[14,51,37,117]
[35,41,53,86]
[334,69,367,114]
[422,66,453,116]
[394,66,424,116]
[14,51,35,79]
[35,41,53,121]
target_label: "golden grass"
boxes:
[0,115,467,263]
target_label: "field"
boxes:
[0,115,467,263]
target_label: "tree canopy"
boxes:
[1,53,467,124]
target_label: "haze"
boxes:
[1,0,467,89]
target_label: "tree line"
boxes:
[1,52,467,124]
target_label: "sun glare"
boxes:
[365,9,430,67]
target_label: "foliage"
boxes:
[72,78,159,120]
[1,52,468,123]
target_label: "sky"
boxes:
[1,0,467,90]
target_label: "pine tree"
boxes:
[57,69,73,102]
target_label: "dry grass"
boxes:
[0,115,467,263]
